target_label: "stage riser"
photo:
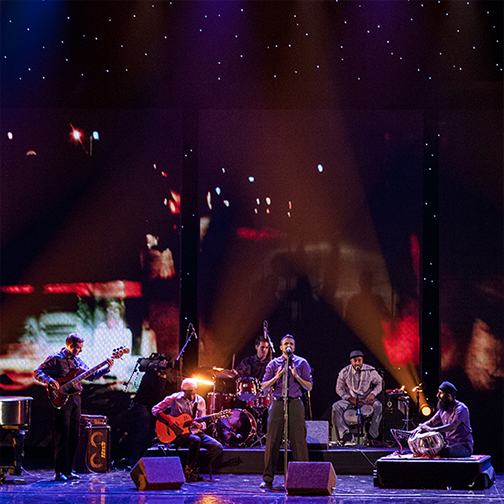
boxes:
[374,455,495,490]
[145,447,392,475]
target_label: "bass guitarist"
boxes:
[152,378,223,482]
[34,333,114,481]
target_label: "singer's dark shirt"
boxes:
[235,354,270,381]
[262,354,312,399]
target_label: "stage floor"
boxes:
[0,468,503,504]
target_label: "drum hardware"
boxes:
[386,387,414,431]
[342,396,370,446]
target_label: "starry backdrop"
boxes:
[0,0,503,465]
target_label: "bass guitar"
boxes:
[156,409,232,444]
[47,346,130,409]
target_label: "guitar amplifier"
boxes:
[81,414,108,426]
[75,419,111,473]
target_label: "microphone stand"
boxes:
[355,394,363,445]
[282,351,291,481]
[175,323,197,390]
[263,320,275,354]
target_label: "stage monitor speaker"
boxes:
[286,461,337,496]
[130,457,185,490]
[306,420,329,449]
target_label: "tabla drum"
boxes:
[343,404,374,427]
[408,430,445,456]
[207,393,236,415]
[236,377,259,401]
[215,409,257,447]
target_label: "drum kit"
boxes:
[196,367,271,447]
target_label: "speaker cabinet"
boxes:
[130,457,185,490]
[286,461,337,495]
[74,425,110,473]
[306,420,329,449]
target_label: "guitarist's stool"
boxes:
[75,415,111,473]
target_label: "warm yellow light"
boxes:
[420,404,433,417]
[192,377,215,387]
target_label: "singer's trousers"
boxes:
[262,398,308,483]
[332,398,382,440]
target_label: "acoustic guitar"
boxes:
[156,409,232,444]
[47,346,130,409]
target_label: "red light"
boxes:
[69,124,84,145]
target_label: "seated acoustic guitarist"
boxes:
[152,378,224,482]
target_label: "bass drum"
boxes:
[215,409,256,447]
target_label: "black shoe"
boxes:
[65,472,80,480]
[260,480,273,490]
[341,432,355,446]
[55,473,68,481]
[184,467,198,483]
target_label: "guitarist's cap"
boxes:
[181,378,198,391]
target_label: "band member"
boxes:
[34,333,114,481]
[332,350,382,446]
[412,381,473,457]
[259,335,312,490]
[234,335,271,381]
[152,378,223,482]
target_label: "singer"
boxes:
[259,335,312,490]
[331,350,382,446]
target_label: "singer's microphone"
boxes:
[235,433,242,439]
[286,347,293,355]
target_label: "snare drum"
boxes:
[215,409,257,447]
[236,377,259,401]
[343,404,374,427]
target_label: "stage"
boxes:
[1,445,502,504]
[0,468,502,504]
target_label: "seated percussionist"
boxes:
[152,378,223,482]
[412,381,473,457]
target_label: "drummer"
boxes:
[331,350,382,446]
[233,335,271,382]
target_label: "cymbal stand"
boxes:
[249,408,267,447]
[210,375,218,438]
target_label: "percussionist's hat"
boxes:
[349,350,364,360]
[439,381,457,396]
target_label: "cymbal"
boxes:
[195,366,236,379]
